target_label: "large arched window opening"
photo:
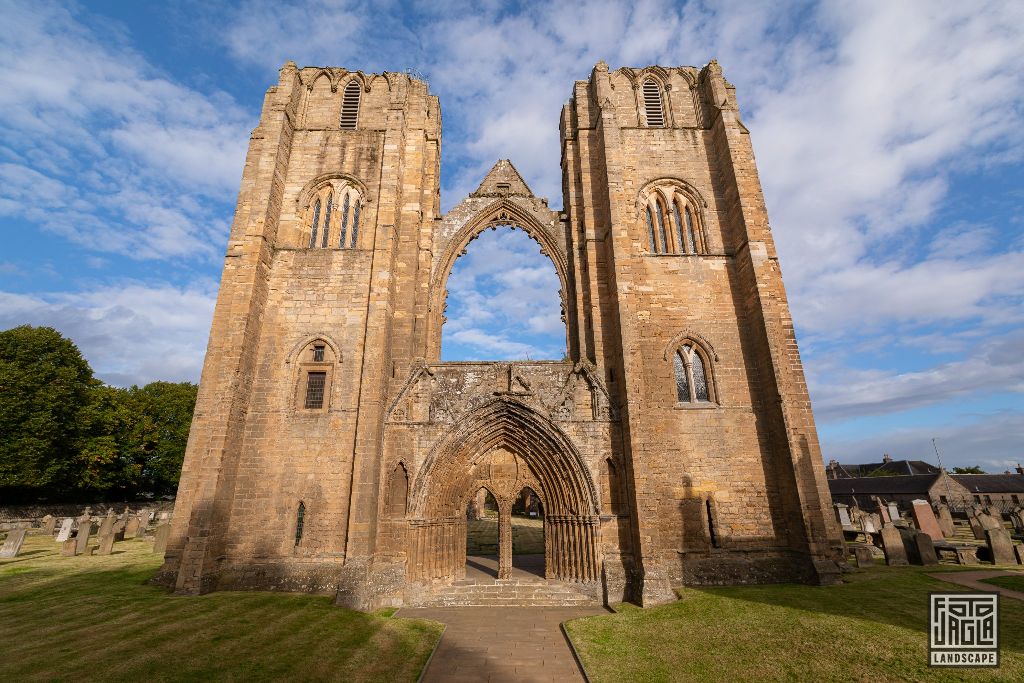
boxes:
[440,226,567,361]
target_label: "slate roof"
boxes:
[828,459,940,479]
[827,474,941,496]
[951,474,1024,494]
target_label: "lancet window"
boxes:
[673,342,715,404]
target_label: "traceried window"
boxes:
[641,185,706,255]
[674,342,714,404]
[304,372,326,409]
[313,345,325,362]
[643,79,665,127]
[304,184,363,249]
[340,80,360,129]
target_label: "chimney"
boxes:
[882,453,892,464]
[1016,464,1024,475]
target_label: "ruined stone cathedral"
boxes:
[157,60,843,609]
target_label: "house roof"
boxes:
[951,474,1024,494]
[829,459,940,479]
[827,474,940,496]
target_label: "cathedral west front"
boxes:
[157,59,844,609]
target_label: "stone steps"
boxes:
[412,580,600,607]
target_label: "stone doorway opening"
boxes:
[465,487,499,578]
[511,486,545,579]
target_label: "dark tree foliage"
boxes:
[0,325,197,502]
[953,466,986,474]
[0,325,94,497]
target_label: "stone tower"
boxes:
[157,61,843,609]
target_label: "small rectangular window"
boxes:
[984,495,992,505]
[304,372,326,409]
[974,495,982,504]
[1013,495,1020,505]
[313,345,325,362]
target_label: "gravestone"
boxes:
[877,501,891,524]
[861,516,876,534]
[0,529,27,558]
[152,524,170,554]
[158,512,169,522]
[834,503,854,530]
[1009,510,1024,533]
[134,515,147,539]
[986,528,1017,565]
[898,527,922,564]
[61,539,78,556]
[124,517,140,539]
[98,511,116,538]
[880,524,908,566]
[1015,545,1024,566]
[96,534,115,556]
[853,545,874,568]
[955,547,979,565]
[113,528,126,542]
[936,505,955,538]
[968,515,987,540]
[913,532,938,565]
[41,515,56,534]
[979,514,1002,532]
[75,521,92,555]
[910,499,943,541]
[56,518,74,542]
[887,502,901,523]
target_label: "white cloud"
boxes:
[0,0,251,260]
[0,282,217,386]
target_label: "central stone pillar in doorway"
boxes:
[498,504,513,579]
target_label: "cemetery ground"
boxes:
[0,534,442,682]
[565,564,1024,682]
[983,574,1024,593]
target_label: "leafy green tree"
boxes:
[0,325,95,498]
[953,466,986,474]
[133,381,198,495]
[75,385,142,495]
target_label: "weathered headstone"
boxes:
[134,515,147,538]
[968,515,987,540]
[913,532,938,565]
[936,504,955,538]
[1009,510,1024,533]
[898,527,922,564]
[955,547,979,565]
[124,517,141,538]
[56,518,74,542]
[75,520,92,555]
[158,512,169,522]
[96,534,115,556]
[152,523,170,554]
[887,502,901,523]
[986,528,1017,565]
[979,514,1002,532]
[853,545,875,568]
[877,500,891,524]
[880,524,908,566]
[910,499,943,541]
[61,538,78,556]
[834,503,854,530]
[0,529,27,558]
[861,516,876,534]
[41,515,56,534]
[98,511,116,538]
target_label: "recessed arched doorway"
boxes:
[407,398,600,585]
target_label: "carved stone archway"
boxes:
[407,398,600,583]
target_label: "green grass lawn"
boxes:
[0,533,442,682]
[565,566,1024,682]
[982,574,1024,593]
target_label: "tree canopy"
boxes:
[952,466,986,474]
[0,325,196,502]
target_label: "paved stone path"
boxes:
[398,606,606,682]
[929,570,1024,601]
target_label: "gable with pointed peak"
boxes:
[471,159,534,198]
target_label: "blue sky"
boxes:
[0,1,1021,471]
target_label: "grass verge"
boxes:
[981,574,1024,594]
[565,566,1024,682]
[0,534,442,682]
